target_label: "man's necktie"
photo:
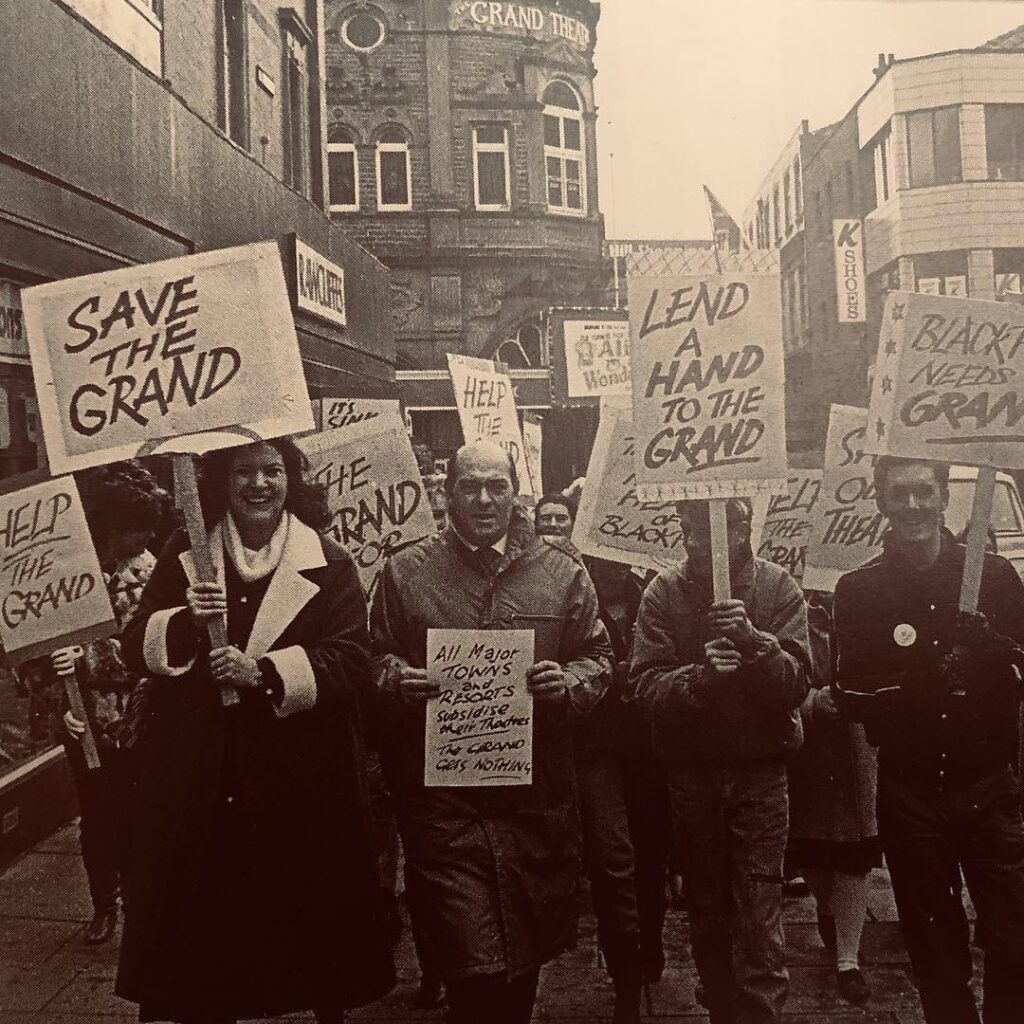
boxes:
[476,546,502,576]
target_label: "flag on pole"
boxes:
[703,185,752,254]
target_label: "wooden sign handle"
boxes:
[172,453,237,706]
[959,465,997,613]
[60,668,101,771]
[709,499,731,603]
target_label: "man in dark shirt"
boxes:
[833,456,1024,1024]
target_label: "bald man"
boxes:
[371,442,612,1024]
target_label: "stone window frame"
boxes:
[375,126,413,211]
[542,80,587,217]
[472,123,512,211]
[328,125,361,212]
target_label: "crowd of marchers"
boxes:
[20,436,1024,1024]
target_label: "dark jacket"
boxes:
[574,557,649,762]
[833,530,1024,785]
[117,521,394,1020]
[629,551,810,764]
[371,506,612,978]
[788,602,877,843]
[17,552,155,753]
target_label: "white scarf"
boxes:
[223,511,291,583]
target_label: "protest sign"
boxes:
[627,271,788,502]
[563,320,631,398]
[21,242,313,475]
[447,353,534,498]
[864,290,1024,610]
[522,412,543,500]
[755,469,823,585]
[298,414,436,593]
[803,405,885,593]
[571,399,684,571]
[865,290,1024,469]
[424,628,534,787]
[0,475,116,665]
[317,397,400,432]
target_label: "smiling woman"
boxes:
[115,436,394,1023]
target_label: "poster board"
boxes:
[317,397,400,432]
[754,469,823,585]
[803,405,886,593]
[446,353,534,498]
[563,320,631,399]
[522,412,543,500]
[627,271,788,501]
[570,398,684,571]
[424,628,534,787]
[865,290,1024,469]
[0,475,116,665]
[298,414,436,594]
[21,242,313,474]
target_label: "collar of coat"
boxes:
[178,513,326,659]
[442,502,541,576]
[878,526,963,582]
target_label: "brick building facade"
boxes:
[323,0,607,484]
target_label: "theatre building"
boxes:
[322,0,608,484]
[0,0,395,862]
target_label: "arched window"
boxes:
[376,127,412,211]
[543,81,585,215]
[328,126,359,211]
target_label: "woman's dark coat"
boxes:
[116,519,394,1021]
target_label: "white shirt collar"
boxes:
[452,528,507,556]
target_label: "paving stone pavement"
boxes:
[1,823,981,1023]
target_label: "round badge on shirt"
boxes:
[893,623,917,647]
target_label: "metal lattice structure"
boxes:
[626,246,780,279]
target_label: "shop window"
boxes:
[328,127,359,211]
[281,11,313,198]
[543,81,586,215]
[376,129,412,210]
[986,105,1024,181]
[218,0,249,148]
[872,126,892,206]
[914,252,968,296]
[473,124,511,210]
[906,107,962,188]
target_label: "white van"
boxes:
[945,466,1024,580]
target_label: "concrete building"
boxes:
[322,0,607,484]
[0,0,396,864]
[744,27,1024,452]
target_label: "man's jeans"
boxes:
[878,766,1024,1024]
[666,760,789,1024]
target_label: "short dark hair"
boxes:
[78,461,172,549]
[675,497,752,529]
[444,445,519,498]
[535,492,576,526]
[872,455,950,500]
[198,437,331,531]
